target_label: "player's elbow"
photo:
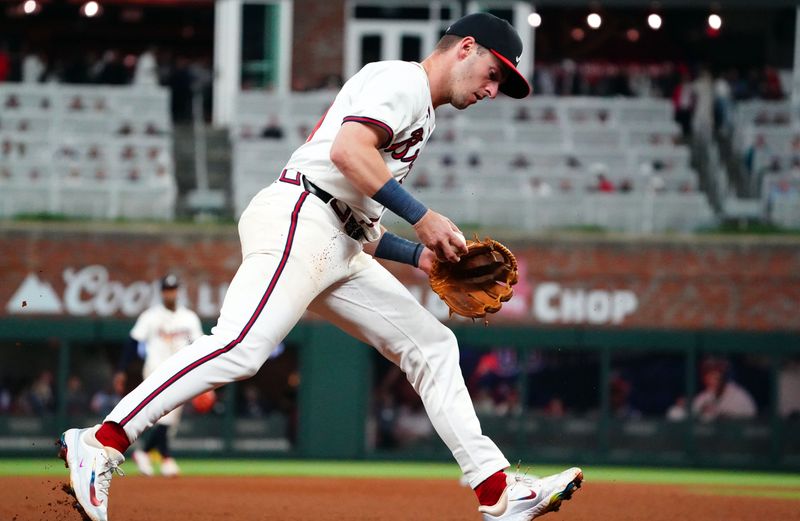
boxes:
[330,141,347,170]
[329,140,350,172]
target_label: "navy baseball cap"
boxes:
[160,274,180,290]
[445,12,531,99]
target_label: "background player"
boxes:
[114,274,204,477]
[58,13,582,521]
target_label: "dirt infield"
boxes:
[3,475,799,521]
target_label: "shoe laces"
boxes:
[509,461,539,491]
[96,454,125,497]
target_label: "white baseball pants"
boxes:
[105,175,510,487]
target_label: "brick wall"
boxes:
[291,0,346,91]
[2,225,799,330]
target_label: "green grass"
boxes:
[3,459,800,490]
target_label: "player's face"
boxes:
[161,288,178,309]
[450,46,507,110]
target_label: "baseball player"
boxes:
[114,274,204,477]
[58,13,582,521]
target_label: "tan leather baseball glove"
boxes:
[429,237,518,319]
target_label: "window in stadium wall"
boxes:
[241,2,281,89]
[346,2,458,79]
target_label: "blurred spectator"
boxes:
[470,349,520,388]
[493,383,522,417]
[691,68,714,140]
[375,392,399,449]
[665,396,687,421]
[65,375,89,417]
[240,384,265,418]
[169,57,193,121]
[778,359,800,419]
[761,67,784,100]
[510,153,531,169]
[557,59,581,96]
[22,52,46,83]
[619,178,634,193]
[514,106,531,122]
[529,177,553,197]
[609,374,641,420]
[189,57,213,120]
[730,69,752,100]
[394,401,434,445]
[541,106,558,123]
[541,397,566,418]
[69,95,85,111]
[261,115,285,139]
[529,61,784,102]
[744,134,769,175]
[744,134,770,195]
[0,380,11,414]
[411,171,431,189]
[4,93,19,109]
[713,72,733,136]
[473,388,496,416]
[596,174,615,193]
[0,43,9,82]
[441,153,455,168]
[90,384,122,417]
[133,46,159,86]
[566,156,582,169]
[534,65,556,96]
[672,73,695,140]
[26,370,55,415]
[95,50,129,85]
[692,358,757,421]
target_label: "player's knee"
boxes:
[432,324,458,351]
[424,326,460,365]
[240,360,262,378]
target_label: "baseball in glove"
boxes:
[429,237,519,320]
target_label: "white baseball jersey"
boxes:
[285,60,436,240]
[107,58,512,488]
[130,305,204,378]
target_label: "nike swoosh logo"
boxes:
[89,469,103,507]
[510,491,537,501]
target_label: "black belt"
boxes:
[302,176,334,203]
[302,177,365,241]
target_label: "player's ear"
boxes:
[457,36,476,60]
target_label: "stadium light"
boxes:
[647,13,662,30]
[22,0,39,15]
[81,1,101,18]
[708,14,722,30]
[587,13,602,29]
[527,12,542,28]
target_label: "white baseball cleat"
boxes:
[160,457,181,477]
[479,467,583,521]
[131,449,154,477]
[57,425,125,521]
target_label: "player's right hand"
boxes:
[413,210,468,263]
